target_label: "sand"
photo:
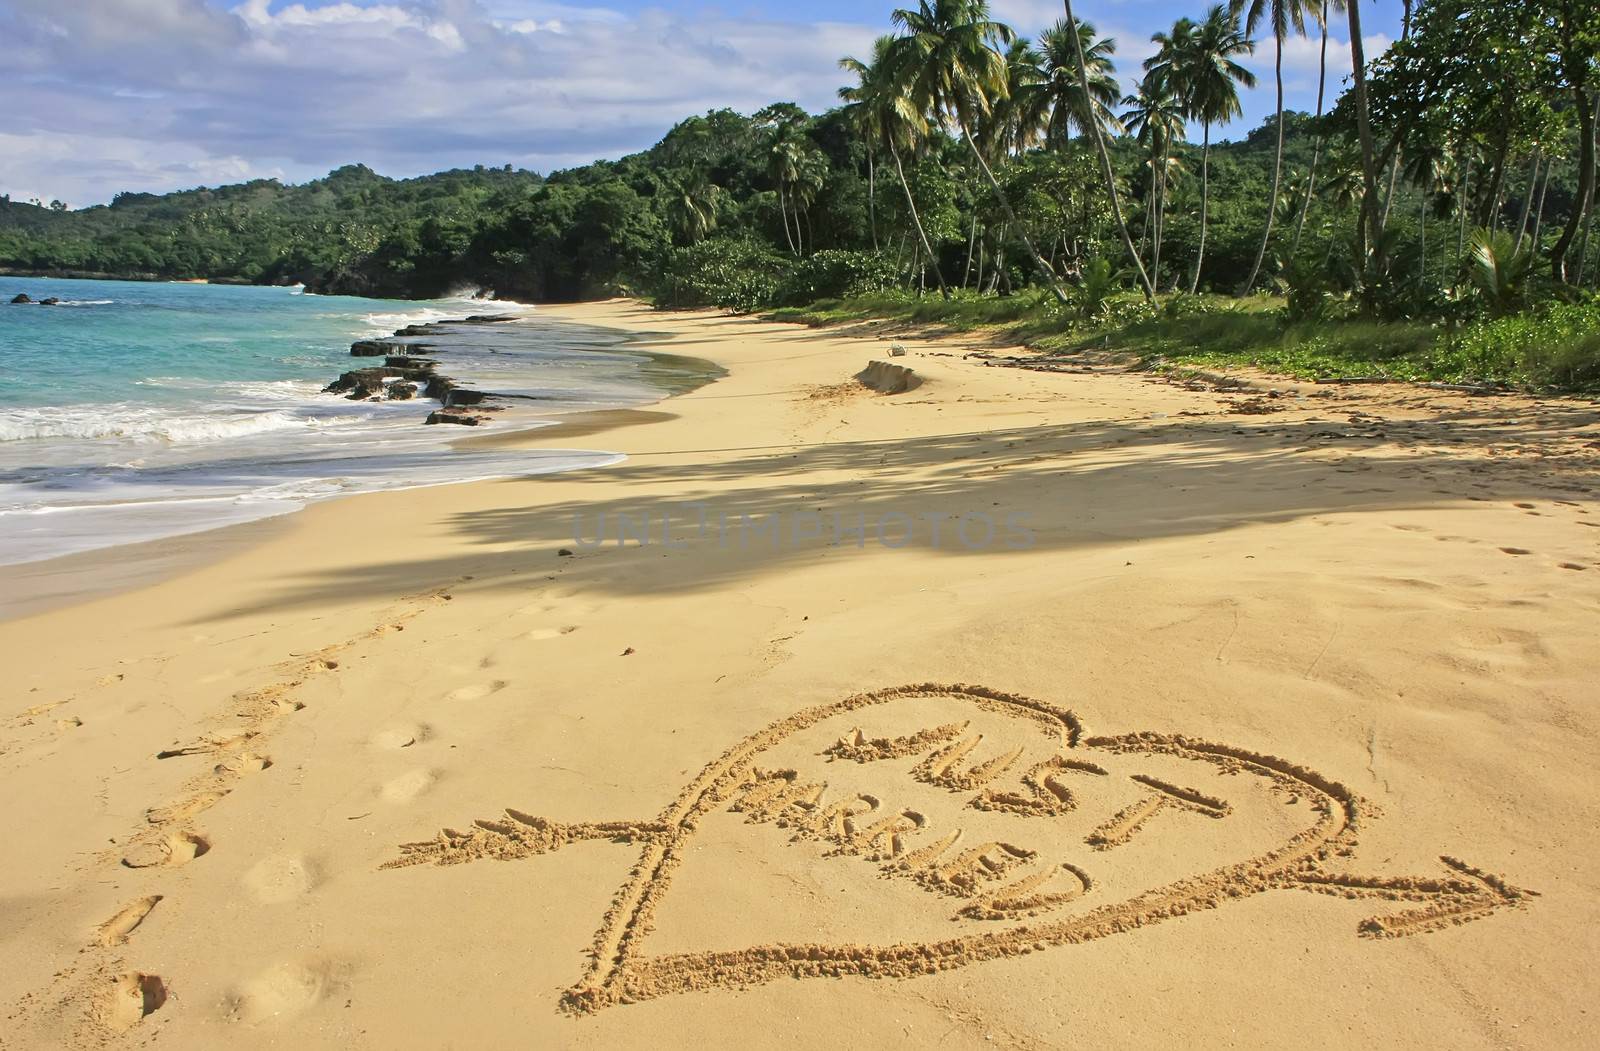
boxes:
[2,300,1598,1048]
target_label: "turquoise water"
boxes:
[0,277,686,565]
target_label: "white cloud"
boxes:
[0,0,876,206]
[0,0,1388,207]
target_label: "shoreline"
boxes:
[0,299,721,612]
[1,300,1596,1046]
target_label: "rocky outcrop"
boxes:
[9,293,31,304]
[322,318,517,425]
[350,339,406,357]
[39,297,60,306]
[424,410,482,426]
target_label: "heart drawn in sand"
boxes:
[385,684,1534,1013]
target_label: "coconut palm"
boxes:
[1035,18,1124,148]
[1234,0,1319,295]
[764,124,807,256]
[1345,0,1384,269]
[1053,1,1154,299]
[1291,0,1344,254]
[986,38,1050,158]
[890,0,1069,303]
[659,169,721,245]
[1122,78,1187,286]
[839,36,951,298]
[1155,6,1254,293]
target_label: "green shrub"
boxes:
[1443,300,1600,387]
[775,250,901,306]
[649,237,793,313]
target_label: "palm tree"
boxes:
[1291,0,1343,253]
[660,170,721,245]
[765,127,805,255]
[891,0,1070,304]
[1346,0,1384,270]
[1154,6,1254,293]
[839,36,952,298]
[1035,18,1123,148]
[1051,2,1154,299]
[1122,78,1186,286]
[1234,0,1317,294]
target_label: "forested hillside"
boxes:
[4,0,1598,386]
[0,110,1322,303]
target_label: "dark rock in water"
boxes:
[425,410,481,426]
[394,324,437,337]
[39,297,61,306]
[443,388,488,407]
[387,382,418,401]
[324,367,392,398]
[350,339,400,357]
[462,313,520,324]
[10,293,31,304]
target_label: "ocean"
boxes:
[0,277,705,566]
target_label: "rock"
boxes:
[38,297,60,306]
[10,293,31,304]
[442,388,488,407]
[424,410,481,426]
[557,548,574,557]
[350,339,399,357]
[387,382,417,401]
[323,367,390,399]
[854,360,921,394]
[889,343,908,357]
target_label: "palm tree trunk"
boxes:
[1292,4,1330,255]
[959,125,1069,305]
[1347,0,1385,268]
[777,185,796,254]
[1554,89,1597,282]
[1419,193,1426,281]
[1515,150,1541,247]
[1240,36,1286,295]
[1531,161,1550,248]
[1152,153,1166,289]
[1457,155,1471,265]
[892,149,950,300]
[1191,124,1212,294]
[964,213,979,288]
[1062,0,1153,300]
[868,149,880,251]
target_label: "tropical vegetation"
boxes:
[3,0,1599,387]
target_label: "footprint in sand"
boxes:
[121,830,211,869]
[225,959,349,1025]
[244,855,318,904]
[380,768,438,803]
[445,680,507,703]
[95,972,168,1032]
[96,896,162,947]
[214,753,273,777]
[523,626,579,641]
[1558,563,1587,571]
[1499,547,1533,556]
[370,724,431,750]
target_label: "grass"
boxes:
[764,289,1600,392]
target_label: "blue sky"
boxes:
[2,0,1402,206]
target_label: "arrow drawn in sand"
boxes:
[384,684,1534,1014]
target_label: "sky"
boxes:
[0,0,1403,208]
